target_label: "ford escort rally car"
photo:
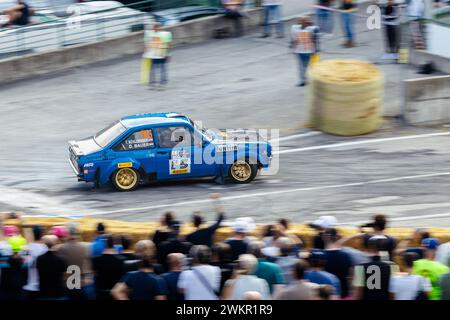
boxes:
[69,112,272,191]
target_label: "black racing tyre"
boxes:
[228,159,258,184]
[111,167,140,191]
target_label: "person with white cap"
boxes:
[310,215,338,249]
[224,217,256,261]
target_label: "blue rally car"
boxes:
[69,112,272,191]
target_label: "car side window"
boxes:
[114,129,155,151]
[154,126,193,148]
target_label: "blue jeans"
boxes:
[316,8,333,34]
[150,58,167,84]
[297,53,312,83]
[341,12,354,42]
[263,5,283,36]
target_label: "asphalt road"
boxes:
[1,2,450,228]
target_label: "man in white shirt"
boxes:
[178,245,221,300]
[389,252,431,300]
[290,16,319,86]
[22,225,48,300]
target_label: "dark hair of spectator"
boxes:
[263,224,275,238]
[293,259,309,280]
[190,245,212,265]
[213,242,233,263]
[164,211,175,226]
[402,252,419,268]
[373,214,387,231]
[121,235,131,251]
[193,213,203,228]
[106,234,115,249]
[32,225,43,241]
[421,232,431,241]
[279,218,289,230]
[96,222,106,234]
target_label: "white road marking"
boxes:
[274,131,321,142]
[352,196,400,204]
[274,132,450,155]
[68,171,450,217]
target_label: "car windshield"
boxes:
[94,121,127,148]
[190,118,213,141]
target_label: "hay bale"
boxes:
[308,59,383,136]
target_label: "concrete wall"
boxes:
[410,49,450,75]
[404,75,450,125]
[0,8,263,85]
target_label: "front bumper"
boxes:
[68,158,85,181]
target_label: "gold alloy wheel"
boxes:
[230,160,252,182]
[115,168,138,190]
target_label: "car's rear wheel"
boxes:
[112,168,140,191]
[229,159,258,184]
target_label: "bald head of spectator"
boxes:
[236,254,258,275]
[134,240,156,270]
[244,291,262,300]
[167,253,184,272]
[42,235,58,250]
[135,240,155,259]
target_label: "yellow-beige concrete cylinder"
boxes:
[308,59,383,136]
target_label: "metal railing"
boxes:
[0,0,238,59]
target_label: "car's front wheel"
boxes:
[228,159,258,184]
[112,168,140,191]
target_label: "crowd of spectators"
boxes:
[1,195,450,301]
